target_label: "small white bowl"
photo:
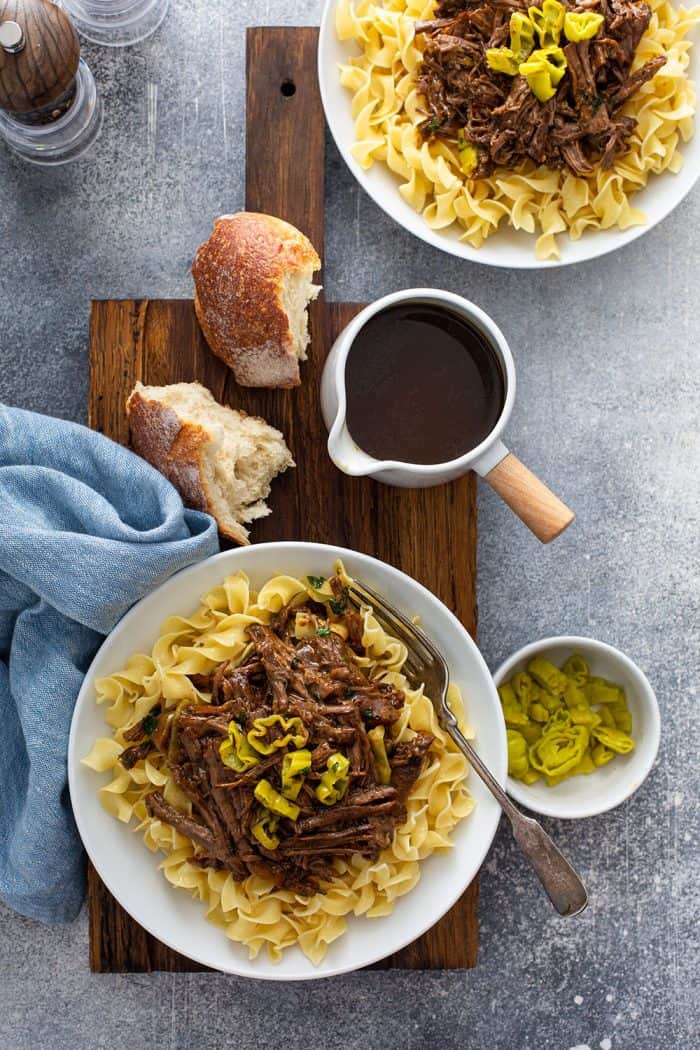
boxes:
[492,636,660,820]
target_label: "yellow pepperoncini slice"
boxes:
[529,710,590,777]
[456,130,478,175]
[568,750,596,776]
[511,671,542,714]
[254,778,300,820]
[569,705,602,729]
[610,700,632,733]
[583,677,625,705]
[591,725,635,754]
[485,46,520,76]
[564,11,604,42]
[597,704,616,728]
[247,714,309,755]
[591,742,615,767]
[507,729,532,780]
[562,679,587,709]
[510,11,535,61]
[251,809,280,850]
[562,653,590,687]
[315,752,350,806]
[528,0,566,47]
[539,688,565,714]
[529,701,551,723]
[519,721,544,745]
[220,721,259,772]
[280,748,312,800]
[368,726,392,785]
[527,655,570,697]
[498,682,529,728]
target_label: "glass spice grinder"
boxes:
[0,0,102,165]
[59,0,170,47]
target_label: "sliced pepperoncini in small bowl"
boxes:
[493,636,660,819]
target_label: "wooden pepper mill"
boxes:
[0,0,101,164]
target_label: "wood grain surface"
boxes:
[0,0,79,116]
[86,26,479,973]
[485,452,575,544]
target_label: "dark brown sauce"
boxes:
[345,303,506,465]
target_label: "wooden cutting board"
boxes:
[86,27,479,973]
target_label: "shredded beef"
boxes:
[120,739,154,769]
[416,0,663,176]
[142,577,435,896]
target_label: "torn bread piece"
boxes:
[126,381,294,545]
[192,212,321,388]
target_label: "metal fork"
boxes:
[348,580,588,918]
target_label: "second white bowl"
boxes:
[493,636,660,820]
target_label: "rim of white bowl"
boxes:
[68,541,507,979]
[492,635,661,819]
[318,0,700,269]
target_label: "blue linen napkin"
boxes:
[0,404,219,923]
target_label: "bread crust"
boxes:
[192,212,321,389]
[126,388,249,545]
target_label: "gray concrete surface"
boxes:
[0,2,698,1048]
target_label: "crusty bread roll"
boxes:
[192,212,321,389]
[126,381,294,545]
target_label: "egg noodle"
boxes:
[336,0,700,258]
[83,564,474,964]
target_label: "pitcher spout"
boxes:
[327,421,381,478]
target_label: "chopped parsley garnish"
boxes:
[142,713,157,736]
[290,657,300,670]
[307,575,326,589]
[234,711,248,726]
[426,117,442,131]
[311,687,322,701]
[363,707,374,720]
[329,588,349,615]
[316,626,331,636]
[585,93,605,112]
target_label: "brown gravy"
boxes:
[345,303,506,465]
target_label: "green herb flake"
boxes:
[290,657,300,670]
[316,626,331,637]
[307,575,326,589]
[311,687,322,701]
[363,707,374,721]
[585,92,605,112]
[142,713,157,736]
[426,117,442,131]
[329,589,349,615]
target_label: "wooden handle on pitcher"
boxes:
[485,453,574,543]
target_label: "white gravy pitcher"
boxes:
[320,288,574,544]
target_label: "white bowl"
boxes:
[68,542,507,980]
[493,636,660,819]
[318,0,700,269]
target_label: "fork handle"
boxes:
[447,725,588,917]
